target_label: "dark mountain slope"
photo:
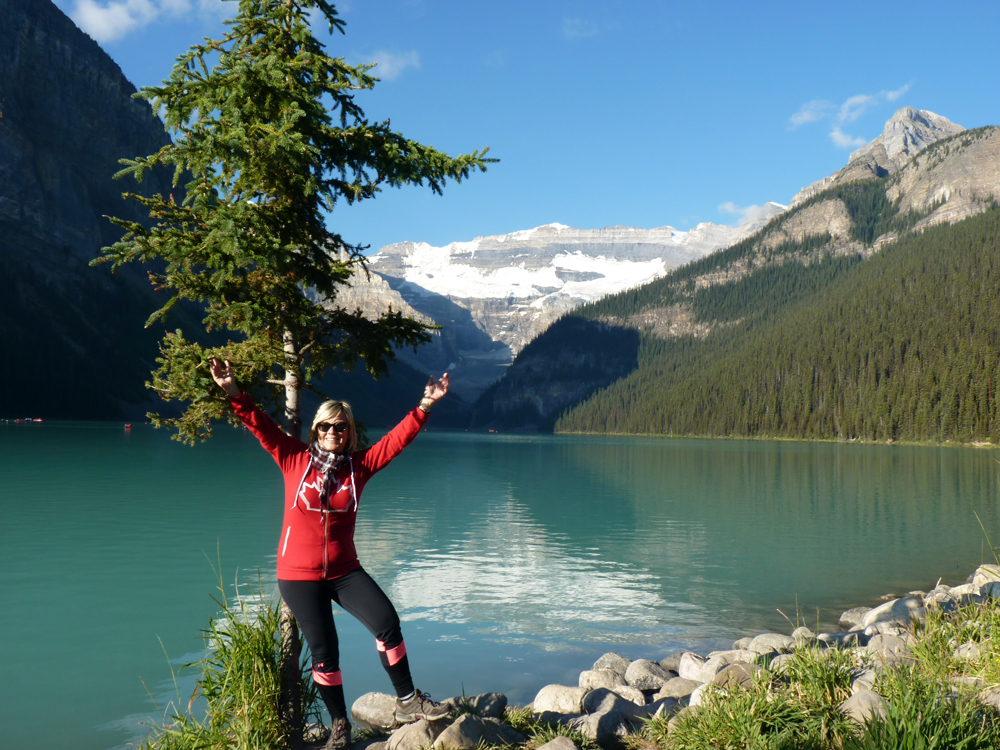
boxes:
[0,0,178,418]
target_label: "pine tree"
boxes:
[93,0,494,443]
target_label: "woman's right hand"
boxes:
[210,358,242,399]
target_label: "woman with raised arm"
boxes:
[210,358,451,749]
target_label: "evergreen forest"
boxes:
[549,194,1000,443]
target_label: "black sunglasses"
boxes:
[317,421,350,434]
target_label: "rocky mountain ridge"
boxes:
[340,207,785,399]
[646,110,1000,329]
[790,107,965,207]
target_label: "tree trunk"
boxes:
[279,600,303,748]
[280,327,303,746]
[283,328,303,439]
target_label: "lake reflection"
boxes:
[2,424,999,750]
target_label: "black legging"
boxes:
[279,568,415,719]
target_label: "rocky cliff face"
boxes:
[887,126,1000,229]
[0,0,176,418]
[791,108,965,207]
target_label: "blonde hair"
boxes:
[307,400,357,453]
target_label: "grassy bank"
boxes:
[138,586,1000,750]
[638,596,1000,749]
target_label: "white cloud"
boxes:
[562,18,599,39]
[70,0,226,43]
[838,94,874,124]
[790,84,912,149]
[884,83,911,102]
[829,127,867,149]
[370,50,421,81]
[789,99,835,129]
[718,202,773,225]
[73,0,158,41]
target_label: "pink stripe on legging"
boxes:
[375,638,407,665]
[313,669,343,686]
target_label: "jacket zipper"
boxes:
[322,468,330,578]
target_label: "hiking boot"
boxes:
[394,690,451,723]
[325,717,351,750]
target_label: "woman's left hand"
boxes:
[422,373,450,406]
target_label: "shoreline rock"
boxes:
[333,563,1000,749]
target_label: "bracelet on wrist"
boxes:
[418,399,432,413]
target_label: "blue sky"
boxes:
[52,0,1000,254]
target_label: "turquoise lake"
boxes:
[2,421,1000,749]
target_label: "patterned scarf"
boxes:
[309,444,349,503]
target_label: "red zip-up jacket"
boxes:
[230,392,428,580]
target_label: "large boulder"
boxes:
[768,653,796,674]
[572,689,647,744]
[607,685,647,705]
[535,737,578,750]
[711,662,760,689]
[624,659,673,690]
[747,633,795,654]
[840,690,887,725]
[442,693,507,720]
[532,685,588,715]
[979,687,1000,711]
[867,633,915,667]
[655,676,703,700]
[581,688,644,718]
[432,715,525,750]
[658,651,686,672]
[688,684,711,708]
[593,652,632,677]
[980,581,1000,599]
[860,596,924,628]
[696,650,757,683]
[677,652,708,682]
[791,626,816,648]
[972,564,1000,588]
[851,668,877,694]
[579,669,626,691]
[838,607,872,630]
[954,643,981,660]
[472,693,507,719]
[353,692,402,732]
[863,621,904,637]
[648,696,682,720]
[388,719,447,750]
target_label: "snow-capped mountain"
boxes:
[349,207,785,399]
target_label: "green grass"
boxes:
[909,598,1000,686]
[503,705,600,750]
[646,675,827,750]
[140,573,318,750]
[638,609,1000,750]
[846,667,1000,750]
